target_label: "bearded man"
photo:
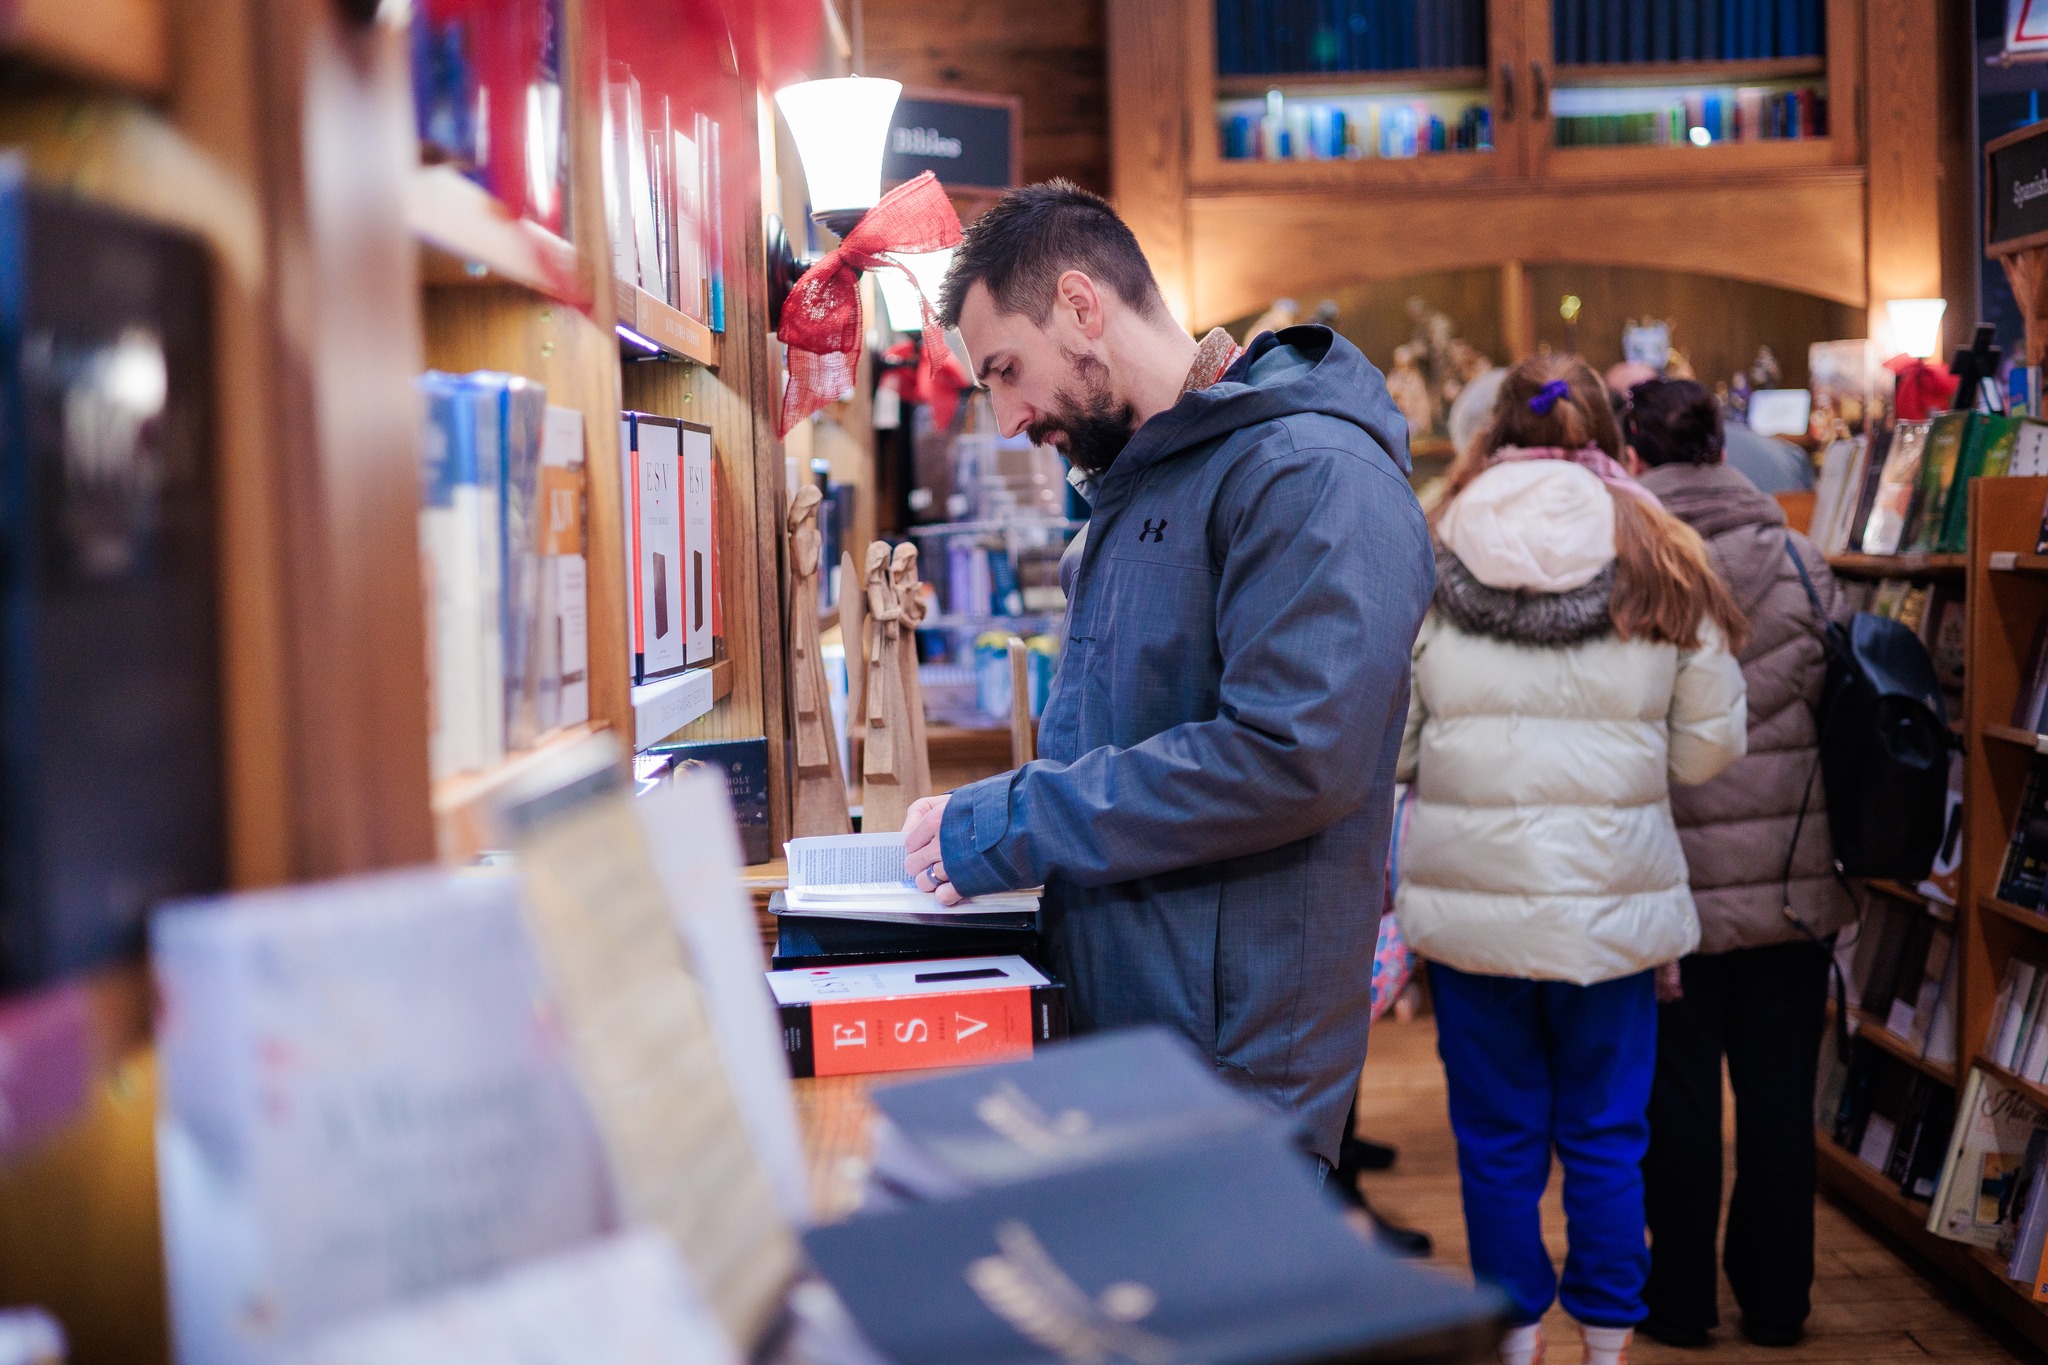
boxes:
[899,181,1433,1171]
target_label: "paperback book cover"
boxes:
[1928,1068,2048,1246]
[1999,757,2048,909]
[1861,420,1929,556]
[1906,411,1968,553]
[631,414,685,679]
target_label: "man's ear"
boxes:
[1054,269,1106,341]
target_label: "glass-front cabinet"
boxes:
[1189,0,1859,189]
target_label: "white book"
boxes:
[1925,946,1960,1066]
[1809,437,1855,555]
[1829,434,1872,555]
[635,418,686,678]
[2020,1001,2048,1083]
[288,1232,738,1365]
[555,556,589,728]
[601,76,636,287]
[2000,963,2042,1069]
[671,130,704,322]
[620,75,661,299]
[783,833,1040,915]
[155,870,613,1365]
[536,405,586,733]
[2013,420,2048,477]
[681,426,713,665]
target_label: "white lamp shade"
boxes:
[876,247,956,333]
[1886,298,1948,360]
[774,77,903,216]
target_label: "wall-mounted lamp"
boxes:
[1886,298,1948,360]
[877,247,956,334]
[766,75,903,329]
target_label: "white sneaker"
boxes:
[1578,1324,1631,1365]
[1500,1322,1545,1365]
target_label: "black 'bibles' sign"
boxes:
[1989,118,2048,256]
[881,90,1021,195]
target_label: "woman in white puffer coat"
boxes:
[1396,355,1749,1365]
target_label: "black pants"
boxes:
[1642,940,1829,1334]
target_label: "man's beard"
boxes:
[1026,351,1137,476]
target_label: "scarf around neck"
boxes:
[1490,444,1663,511]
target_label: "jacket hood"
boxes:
[1107,325,1411,486]
[1640,460,1787,611]
[1437,459,1617,593]
[1433,546,1614,646]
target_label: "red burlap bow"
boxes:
[777,171,963,436]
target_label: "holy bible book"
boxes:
[806,1127,1504,1365]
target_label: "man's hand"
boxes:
[902,794,959,905]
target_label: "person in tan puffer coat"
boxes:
[1622,377,1849,1352]
[1397,355,1750,1365]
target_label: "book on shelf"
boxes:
[1905,411,1969,554]
[781,832,1041,921]
[600,63,723,329]
[1998,756,2048,910]
[2016,621,2048,733]
[1809,435,1862,557]
[767,955,1069,1079]
[407,0,568,235]
[288,1231,739,1365]
[803,1126,1502,1365]
[2008,1131,2048,1286]
[642,737,771,863]
[1928,1066,2048,1246]
[153,869,615,1365]
[2013,419,2048,478]
[1991,958,2044,1070]
[537,404,589,730]
[1943,414,2022,553]
[0,173,226,989]
[865,1027,1283,1202]
[1860,419,1929,556]
[681,424,713,665]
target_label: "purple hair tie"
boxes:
[1528,379,1570,414]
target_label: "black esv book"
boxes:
[0,163,224,988]
[806,1127,1503,1365]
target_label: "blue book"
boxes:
[1556,0,1577,62]
[1676,0,1699,59]
[1414,0,1434,68]
[1627,0,1648,59]
[1776,0,1798,56]
[1804,0,1824,54]
[1719,0,1738,57]
[1368,0,1387,68]
[1742,0,1761,57]
[1343,0,1367,69]
[868,1028,1285,1198]
[1216,0,1236,71]
[1651,0,1673,59]
[806,1128,1507,1365]
[1605,0,1624,62]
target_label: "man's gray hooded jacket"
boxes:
[937,325,1434,1162]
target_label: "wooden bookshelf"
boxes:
[1983,723,2048,752]
[1990,550,2048,576]
[1826,551,1969,579]
[1980,894,2048,936]
[1844,1005,1957,1086]
[1551,56,1828,87]
[617,281,722,368]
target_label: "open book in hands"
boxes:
[783,834,1040,921]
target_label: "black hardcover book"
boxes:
[1676,0,1699,59]
[1999,758,2048,910]
[1883,1075,1933,1186]
[645,735,771,863]
[1857,899,1913,1015]
[1650,0,1672,60]
[868,1027,1284,1198]
[1885,914,1935,1024]
[806,1129,1505,1365]
[771,912,1041,971]
[1902,1084,1957,1201]
[0,165,224,989]
[1775,0,1799,57]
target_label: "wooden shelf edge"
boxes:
[1827,551,1968,578]
[1982,894,2048,934]
[1988,550,2048,575]
[618,285,721,368]
[1817,1136,2048,1355]
[631,661,728,751]
[1845,1006,1958,1085]
[1552,56,1828,86]
[1215,65,1486,96]
[1983,723,2048,752]
[1862,876,1953,914]
[431,721,610,860]
[406,165,587,306]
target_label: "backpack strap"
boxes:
[1779,535,1854,1058]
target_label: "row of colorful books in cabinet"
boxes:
[1551,84,1823,148]
[1219,96,1491,161]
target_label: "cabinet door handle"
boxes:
[1531,62,1549,119]
[1499,63,1515,121]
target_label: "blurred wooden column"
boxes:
[1864,0,1946,358]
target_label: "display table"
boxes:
[791,1075,877,1222]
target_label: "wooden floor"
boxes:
[1354,1015,2041,1364]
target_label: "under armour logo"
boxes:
[1138,519,1167,543]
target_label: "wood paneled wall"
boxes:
[863,0,1109,194]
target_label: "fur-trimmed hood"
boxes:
[1433,546,1614,647]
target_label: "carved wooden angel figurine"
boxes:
[861,542,917,832]
[787,487,851,836]
[890,542,933,799]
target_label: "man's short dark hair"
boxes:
[1624,377,1723,467]
[938,180,1166,328]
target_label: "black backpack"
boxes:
[1784,542,1953,884]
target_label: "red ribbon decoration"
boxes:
[777,170,964,436]
[1884,354,1961,423]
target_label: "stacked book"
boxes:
[1812,412,2047,559]
[780,833,1040,924]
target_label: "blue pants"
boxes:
[1429,962,1657,1329]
